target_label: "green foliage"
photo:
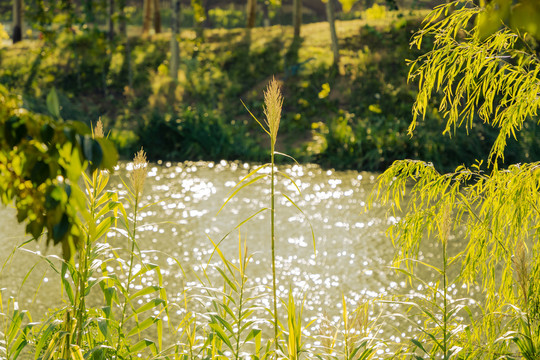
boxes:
[5,11,539,171]
[477,0,540,40]
[408,1,540,166]
[0,86,117,260]
[0,24,9,41]
[53,28,111,93]
[364,3,387,20]
[138,106,264,162]
[371,0,540,358]
[208,7,246,29]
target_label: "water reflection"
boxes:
[0,161,475,345]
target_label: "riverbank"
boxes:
[1,12,538,172]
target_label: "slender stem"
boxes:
[236,247,247,360]
[76,170,98,346]
[344,322,349,359]
[116,192,140,355]
[236,287,243,360]
[271,144,278,357]
[442,237,447,360]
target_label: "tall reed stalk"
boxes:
[264,78,283,355]
[224,77,283,354]
[74,120,105,346]
[221,77,314,357]
[115,148,147,354]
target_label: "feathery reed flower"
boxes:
[263,77,283,146]
[131,148,148,197]
[93,118,104,139]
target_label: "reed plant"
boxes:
[385,205,476,360]
[499,241,540,359]
[8,121,170,359]
[23,119,119,359]
[278,290,313,360]
[206,232,270,359]
[0,288,32,359]
[220,76,314,357]
[315,296,380,360]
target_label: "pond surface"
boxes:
[0,160,473,347]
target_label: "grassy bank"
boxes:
[1,10,539,171]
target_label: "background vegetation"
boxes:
[2,0,540,359]
[2,0,538,171]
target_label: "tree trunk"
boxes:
[118,0,132,87]
[142,0,152,35]
[12,0,23,43]
[246,0,256,28]
[325,0,339,67]
[262,0,270,27]
[201,0,212,28]
[119,0,126,36]
[108,0,115,41]
[153,0,161,34]
[293,0,302,39]
[83,0,94,24]
[170,0,180,82]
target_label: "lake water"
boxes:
[0,160,474,349]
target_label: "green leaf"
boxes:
[26,220,44,239]
[274,151,300,165]
[45,185,64,210]
[46,88,61,119]
[217,163,269,214]
[40,123,55,143]
[83,136,103,170]
[127,316,158,337]
[94,216,115,240]
[96,318,110,340]
[30,160,51,186]
[212,314,234,334]
[129,285,161,301]
[66,146,84,183]
[510,0,540,40]
[244,328,261,343]
[215,267,238,292]
[209,322,234,351]
[132,263,160,279]
[130,338,156,353]
[52,214,70,244]
[7,310,25,344]
[4,116,27,147]
[281,193,316,253]
[410,339,428,354]
[96,138,118,171]
[240,99,270,136]
[61,263,75,305]
[133,299,165,315]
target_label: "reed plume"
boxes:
[130,148,148,197]
[93,118,104,139]
[263,77,283,146]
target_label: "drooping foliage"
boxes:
[408,1,540,165]
[372,0,540,357]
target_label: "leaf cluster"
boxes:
[371,1,540,357]
[0,85,118,260]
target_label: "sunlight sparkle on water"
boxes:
[0,160,466,347]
